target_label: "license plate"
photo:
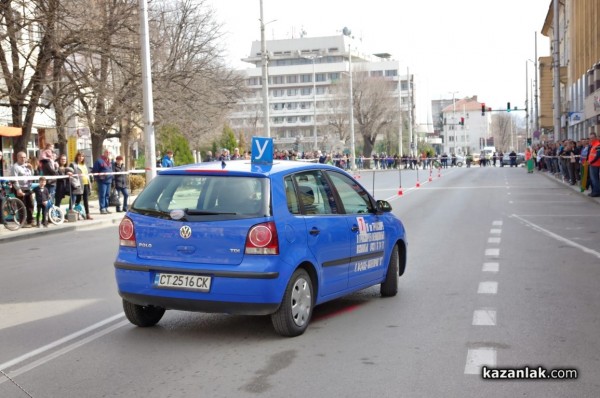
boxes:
[155,273,211,292]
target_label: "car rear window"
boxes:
[132,175,270,219]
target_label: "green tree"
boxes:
[157,124,194,166]
[220,124,237,152]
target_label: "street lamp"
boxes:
[300,54,322,151]
[342,27,356,171]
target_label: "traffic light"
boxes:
[481,103,485,116]
[507,102,511,112]
[459,117,465,126]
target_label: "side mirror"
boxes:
[376,200,392,213]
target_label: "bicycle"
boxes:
[31,183,65,225]
[0,181,27,231]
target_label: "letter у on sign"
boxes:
[251,136,273,165]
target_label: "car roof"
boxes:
[157,160,345,179]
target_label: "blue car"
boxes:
[115,159,407,336]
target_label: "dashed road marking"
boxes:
[487,237,501,244]
[465,348,497,375]
[485,248,500,256]
[482,262,499,273]
[473,309,497,326]
[478,281,498,294]
[490,229,502,235]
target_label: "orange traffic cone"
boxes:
[416,180,421,188]
[398,186,403,196]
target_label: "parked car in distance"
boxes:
[501,152,525,166]
[115,159,408,337]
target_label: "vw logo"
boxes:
[179,225,192,239]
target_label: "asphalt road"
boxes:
[1,166,599,397]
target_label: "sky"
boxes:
[207,0,552,127]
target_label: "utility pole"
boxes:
[138,0,156,181]
[259,0,270,137]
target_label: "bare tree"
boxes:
[149,0,247,151]
[491,113,513,151]
[0,0,69,154]
[352,67,397,157]
[324,77,350,146]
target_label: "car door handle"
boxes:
[351,225,359,232]
[309,227,320,236]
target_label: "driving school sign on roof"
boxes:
[251,136,273,165]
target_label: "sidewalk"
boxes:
[537,169,600,205]
[0,201,130,244]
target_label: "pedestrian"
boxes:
[161,150,174,167]
[55,154,74,209]
[70,151,93,220]
[509,150,517,167]
[92,149,114,214]
[587,132,600,197]
[525,147,534,174]
[112,155,130,212]
[39,143,55,161]
[39,153,58,196]
[205,150,214,162]
[10,151,35,228]
[33,176,50,227]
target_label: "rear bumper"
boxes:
[120,292,280,315]
[114,261,285,315]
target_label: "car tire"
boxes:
[380,245,399,297]
[456,162,463,167]
[123,299,165,327]
[271,269,313,337]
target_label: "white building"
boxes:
[229,34,415,155]
[441,96,491,155]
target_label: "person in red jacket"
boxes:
[588,132,600,197]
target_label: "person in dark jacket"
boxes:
[33,176,50,227]
[92,149,114,214]
[112,155,129,212]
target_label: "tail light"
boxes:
[119,217,136,247]
[245,221,279,255]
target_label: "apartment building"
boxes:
[229,35,415,154]
[440,96,491,156]
[541,0,600,140]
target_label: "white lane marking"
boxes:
[511,214,600,260]
[485,248,500,256]
[473,309,497,326]
[492,221,503,226]
[0,313,124,371]
[0,320,129,384]
[482,262,499,273]
[465,348,497,375]
[490,229,502,235]
[478,281,498,294]
[487,237,501,244]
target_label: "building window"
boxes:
[329,72,340,81]
[272,89,285,97]
[316,87,326,95]
[371,70,383,77]
[272,76,285,85]
[287,116,297,123]
[385,70,398,77]
[401,80,408,91]
[287,88,299,96]
[300,74,312,83]
[287,75,298,84]
[316,73,326,82]
[301,87,312,96]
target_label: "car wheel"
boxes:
[271,269,313,337]
[123,299,165,327]
[380,245,399,297]
[456,161,463,167]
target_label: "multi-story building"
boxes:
[440,96,491,155]
[541,0,600,140]
[229,35,415,155]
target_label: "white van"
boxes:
[481,146,496,160]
